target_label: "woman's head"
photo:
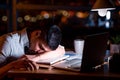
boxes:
[26,19,62,54]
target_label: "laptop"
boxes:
[52,32,109,72]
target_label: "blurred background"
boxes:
[0,0,120,49]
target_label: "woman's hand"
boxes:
[11,58,39,71]
[26,45,65,62]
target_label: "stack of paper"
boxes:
[36,55,70,65]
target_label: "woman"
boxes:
[0,19,65,79]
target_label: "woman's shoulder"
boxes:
[0,30,22,42]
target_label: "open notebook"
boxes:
[52,32,109,72]
[36,54,70,65]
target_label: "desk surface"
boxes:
[7,66,120,80]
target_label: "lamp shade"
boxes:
[91,0,115,17]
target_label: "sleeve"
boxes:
[0,36,11,67]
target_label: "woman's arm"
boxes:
[0,61,15,79]
[26,45,65,62]
[0,58,39,79]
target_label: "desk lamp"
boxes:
[91,0,115,17]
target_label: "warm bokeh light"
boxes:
[68,11,75,17]
[17,17,23,23]
[29,17,37,22]
[62,10,69,17]
[36,15,43,20]
[24,15,31,21]
[41,11,50,19]
[2,16,7,21]
[76,12,89,18]
[61,16,68,23]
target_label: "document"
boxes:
[36,55,70,65]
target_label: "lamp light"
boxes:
[91,0,115,17]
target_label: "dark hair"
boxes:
[47,25,62,50]
[27,19,62,50]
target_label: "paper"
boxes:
[36,55,70,65]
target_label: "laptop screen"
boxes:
[80,32,109,72]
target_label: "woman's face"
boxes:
[30,39,51,54]
[29,30,51,54]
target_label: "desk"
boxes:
[7,66,120,80]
